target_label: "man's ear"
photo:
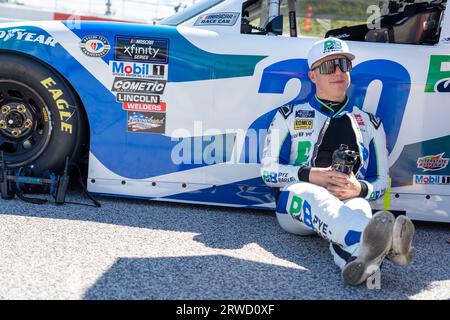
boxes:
[308,70,316,84]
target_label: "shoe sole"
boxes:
[391,215,416,266]
[342,211,395,286]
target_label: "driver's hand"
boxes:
[308,167,349,188]
[326,171,362,201]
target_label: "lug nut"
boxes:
[24,119,33,128]
[0,120,6,129]
[1,105,10,114]
[11,129,21,137]
[17,104,26,113]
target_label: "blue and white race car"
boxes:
[0,0,449,222]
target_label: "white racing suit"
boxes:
[261,95,390,269]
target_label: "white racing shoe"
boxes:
[341,211,395,286]
[387,215,416,266]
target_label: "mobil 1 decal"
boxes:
[127,111,166,134]
[110,60,167,79]
[115,36,169,64]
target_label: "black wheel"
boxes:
[0,54,87,176]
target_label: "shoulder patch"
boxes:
[368,113,381,129]
[278,104,294,119]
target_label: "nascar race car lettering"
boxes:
[425,55,450,93]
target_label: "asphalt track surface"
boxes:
[0,184,449,300]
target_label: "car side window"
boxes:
[279,0,446,45]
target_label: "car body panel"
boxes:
[1,0,449,222]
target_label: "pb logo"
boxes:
[425,55,450,93]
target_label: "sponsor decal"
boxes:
[414,175,450,185]
[323,39,342,53]
[80,35,111,57]
[425,55,450,93]
[40,77,74,134]
[262,171,296,184]
[115,36,168,63]
[355,114,365,126]
[123,102,166,112]
[369,189,386,201]
[294,119,313,130]
[289,195,330,241]
[116,93,160,104]
[194,12,240,26]
[0,28,57,46]
[112,77,166,95]
[295,110,315,118]
[127,111,165,134]
[417,153,449,171]
[111,61,167,79]
[292,131,313,138]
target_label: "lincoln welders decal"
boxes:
[127,111,166,133]
[112,77,166,94]
[115,36,169,64]
[194,12,240,26]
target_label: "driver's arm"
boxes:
[260,109,304,188]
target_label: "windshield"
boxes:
[160,0,225,26]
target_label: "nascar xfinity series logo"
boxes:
[115,36,168,63]
[80,35,111,57]
[425,55,450,92]
[417,153,449,171]
[0,28,57,46]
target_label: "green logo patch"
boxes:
[425,55,450,93]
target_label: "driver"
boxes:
[261,37,416,286]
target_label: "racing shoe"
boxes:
[341,211,395,286]
[387,215,416,266]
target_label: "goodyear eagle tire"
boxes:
[0,54,87,176]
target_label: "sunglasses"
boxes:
[311,57,352,74]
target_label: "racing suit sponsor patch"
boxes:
[294,119,313,130]
[295,110,314,118]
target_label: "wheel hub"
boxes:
[0,103,34,138]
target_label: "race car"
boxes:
[0,0,449,223]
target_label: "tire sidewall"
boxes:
[0,53,82,174]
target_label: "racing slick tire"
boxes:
[0,53,87,177]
